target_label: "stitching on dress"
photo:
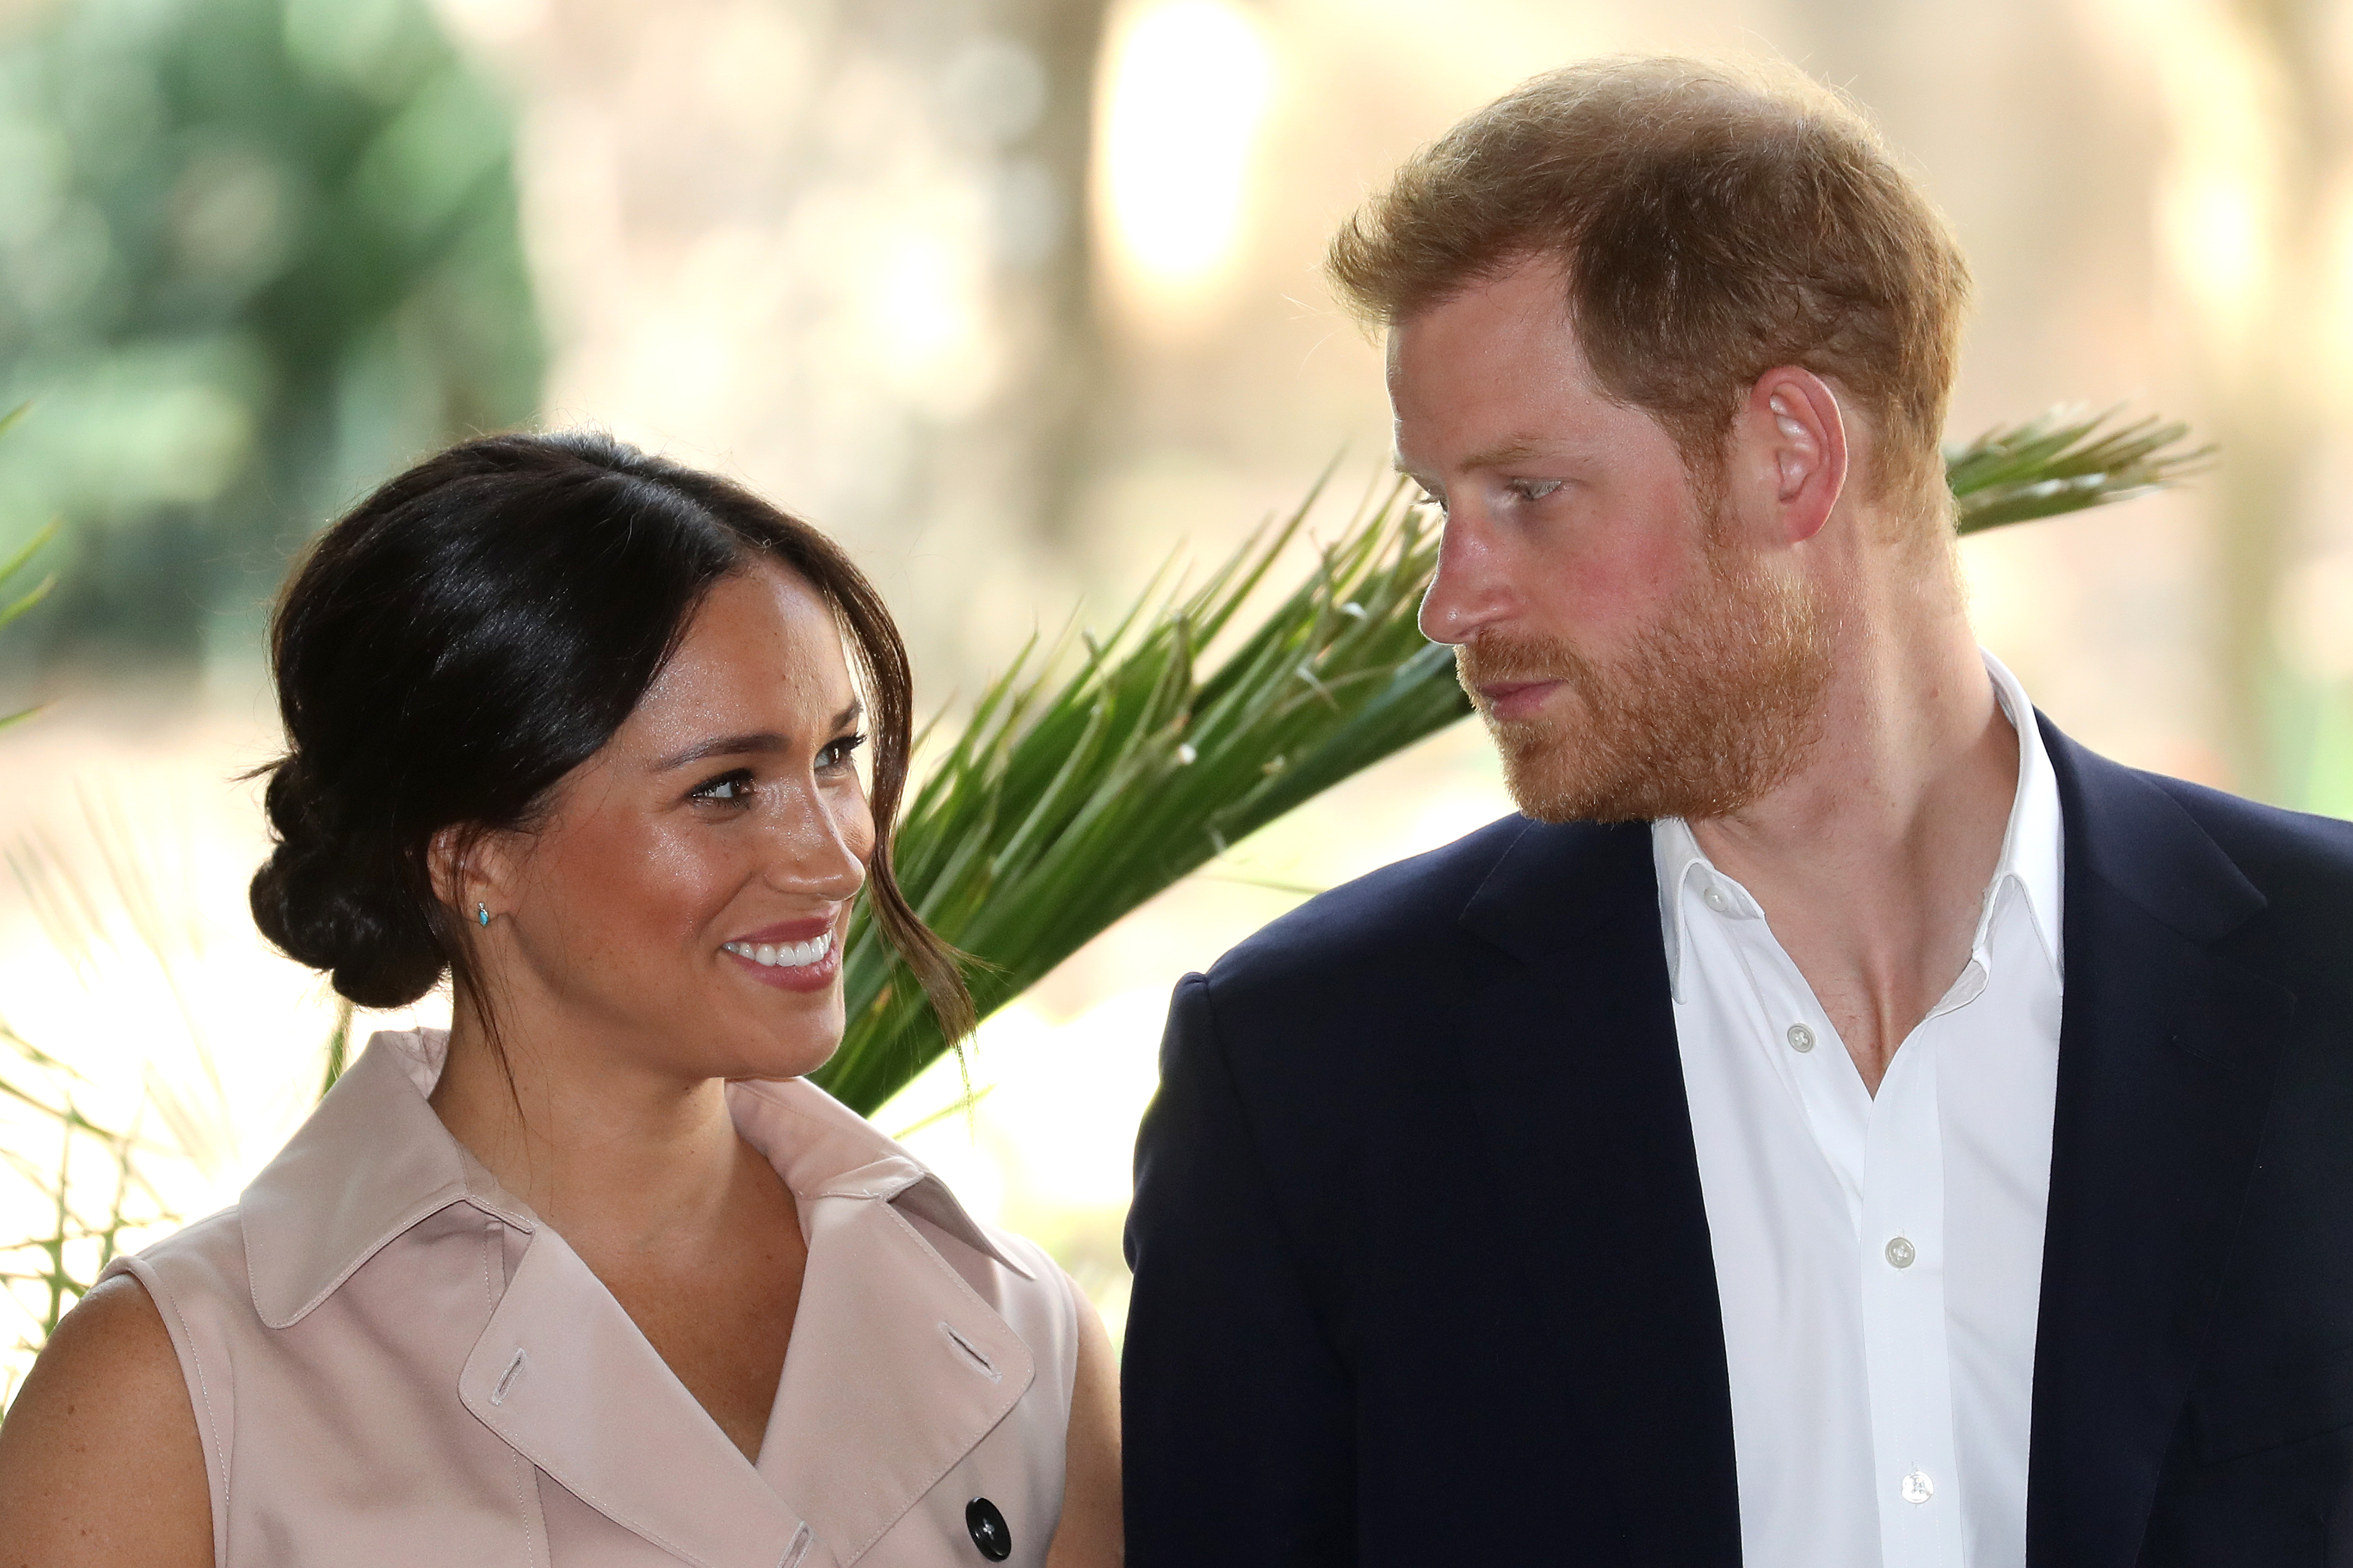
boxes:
[513,1453,545,1568]
[141,1264,233,1565]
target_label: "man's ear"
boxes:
[1737,366,1848,546]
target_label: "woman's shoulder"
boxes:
[17,1272,183,1391]
[0,1274,214,1565]
[98,1204,255,1344]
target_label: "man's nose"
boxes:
[1417,513,1516,646]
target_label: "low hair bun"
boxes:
[249,757,445,1009]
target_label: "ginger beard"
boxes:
[1459,532,1834,825]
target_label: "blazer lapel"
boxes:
[1454,818,1743,1566]
[2028,723,2296,1567]
[460,1227,831,1568]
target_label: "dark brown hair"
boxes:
[250,430,973,1045]
[1327,58,1971,511]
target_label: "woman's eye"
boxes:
[690,769,756,804]
[820,733,868,771]
[1510,479,1563,502]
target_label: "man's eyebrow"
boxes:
[1390,437,1554,479]
[652,701,864,772]
[1457,437,1549,470]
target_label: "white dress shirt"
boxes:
[1653,650,2064,1568]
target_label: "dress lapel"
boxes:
[460,1225,829,1568]
[1454,818,1743,1566]
[757,1158,1035,1565]
[2027,723,2296,1567]
[457,1079,1035,1568]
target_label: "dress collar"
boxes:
[1650,647,2065,1001]
[241,1027,1025,1329]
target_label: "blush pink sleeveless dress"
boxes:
[100,1029,1082,1567]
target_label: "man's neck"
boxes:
[1686,582,2016,1094]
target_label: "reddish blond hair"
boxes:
[1327,58,1971,511]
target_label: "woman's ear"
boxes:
[427,826,464,912]
[427,825,520,926]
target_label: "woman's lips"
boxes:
[723,936,841,993]
[720,913,845,994]
[727,916,833,946]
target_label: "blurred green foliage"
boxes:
[0,0,541,678]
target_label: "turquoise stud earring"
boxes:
[476,902,491,928]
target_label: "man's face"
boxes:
[1389,257,1831,823]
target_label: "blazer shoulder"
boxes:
[2136,773,2353,981]
[2144,770,2353,886]
[1204,814,1522,981]
[2048,721,2353,942]
[1198,813,1630,1014]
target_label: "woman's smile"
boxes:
[720,915,843,992]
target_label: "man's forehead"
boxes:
[1390,258,1576,339]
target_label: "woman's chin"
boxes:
[714,1009,844,1084]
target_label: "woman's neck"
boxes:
[427,992,810,1465]
[427,997,769,1258]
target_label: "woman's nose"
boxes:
[766,787,869,897]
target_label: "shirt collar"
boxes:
[241,1028,1023,1328]
[1651,647,2065,1001]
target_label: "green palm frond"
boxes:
[0,801,232,1415]
[0,399,56,733]
[820,406,2206,1116]
[1948,408,2209,534]
[0,1017,170,1408]
[0,517,56,734]
[815,476,1462,1113]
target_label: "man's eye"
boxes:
[692,770,755,803]
[1510,479,1563,501]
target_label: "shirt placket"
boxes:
[1711,874,1969,1568]
[1857,1027,1964,1568]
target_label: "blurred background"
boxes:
[4,0,2353,1371]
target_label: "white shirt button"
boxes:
[1884,1235,1917,1269]
[1900,1469,1934,1505]
[1701,885,1731,913]
[1785,1023,1815,1053]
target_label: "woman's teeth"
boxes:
[723,932,833,969]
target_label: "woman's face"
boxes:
[471,559,877,1084]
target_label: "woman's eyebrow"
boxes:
[651,702,865,772]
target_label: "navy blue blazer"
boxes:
[1122,719,2353,1565]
